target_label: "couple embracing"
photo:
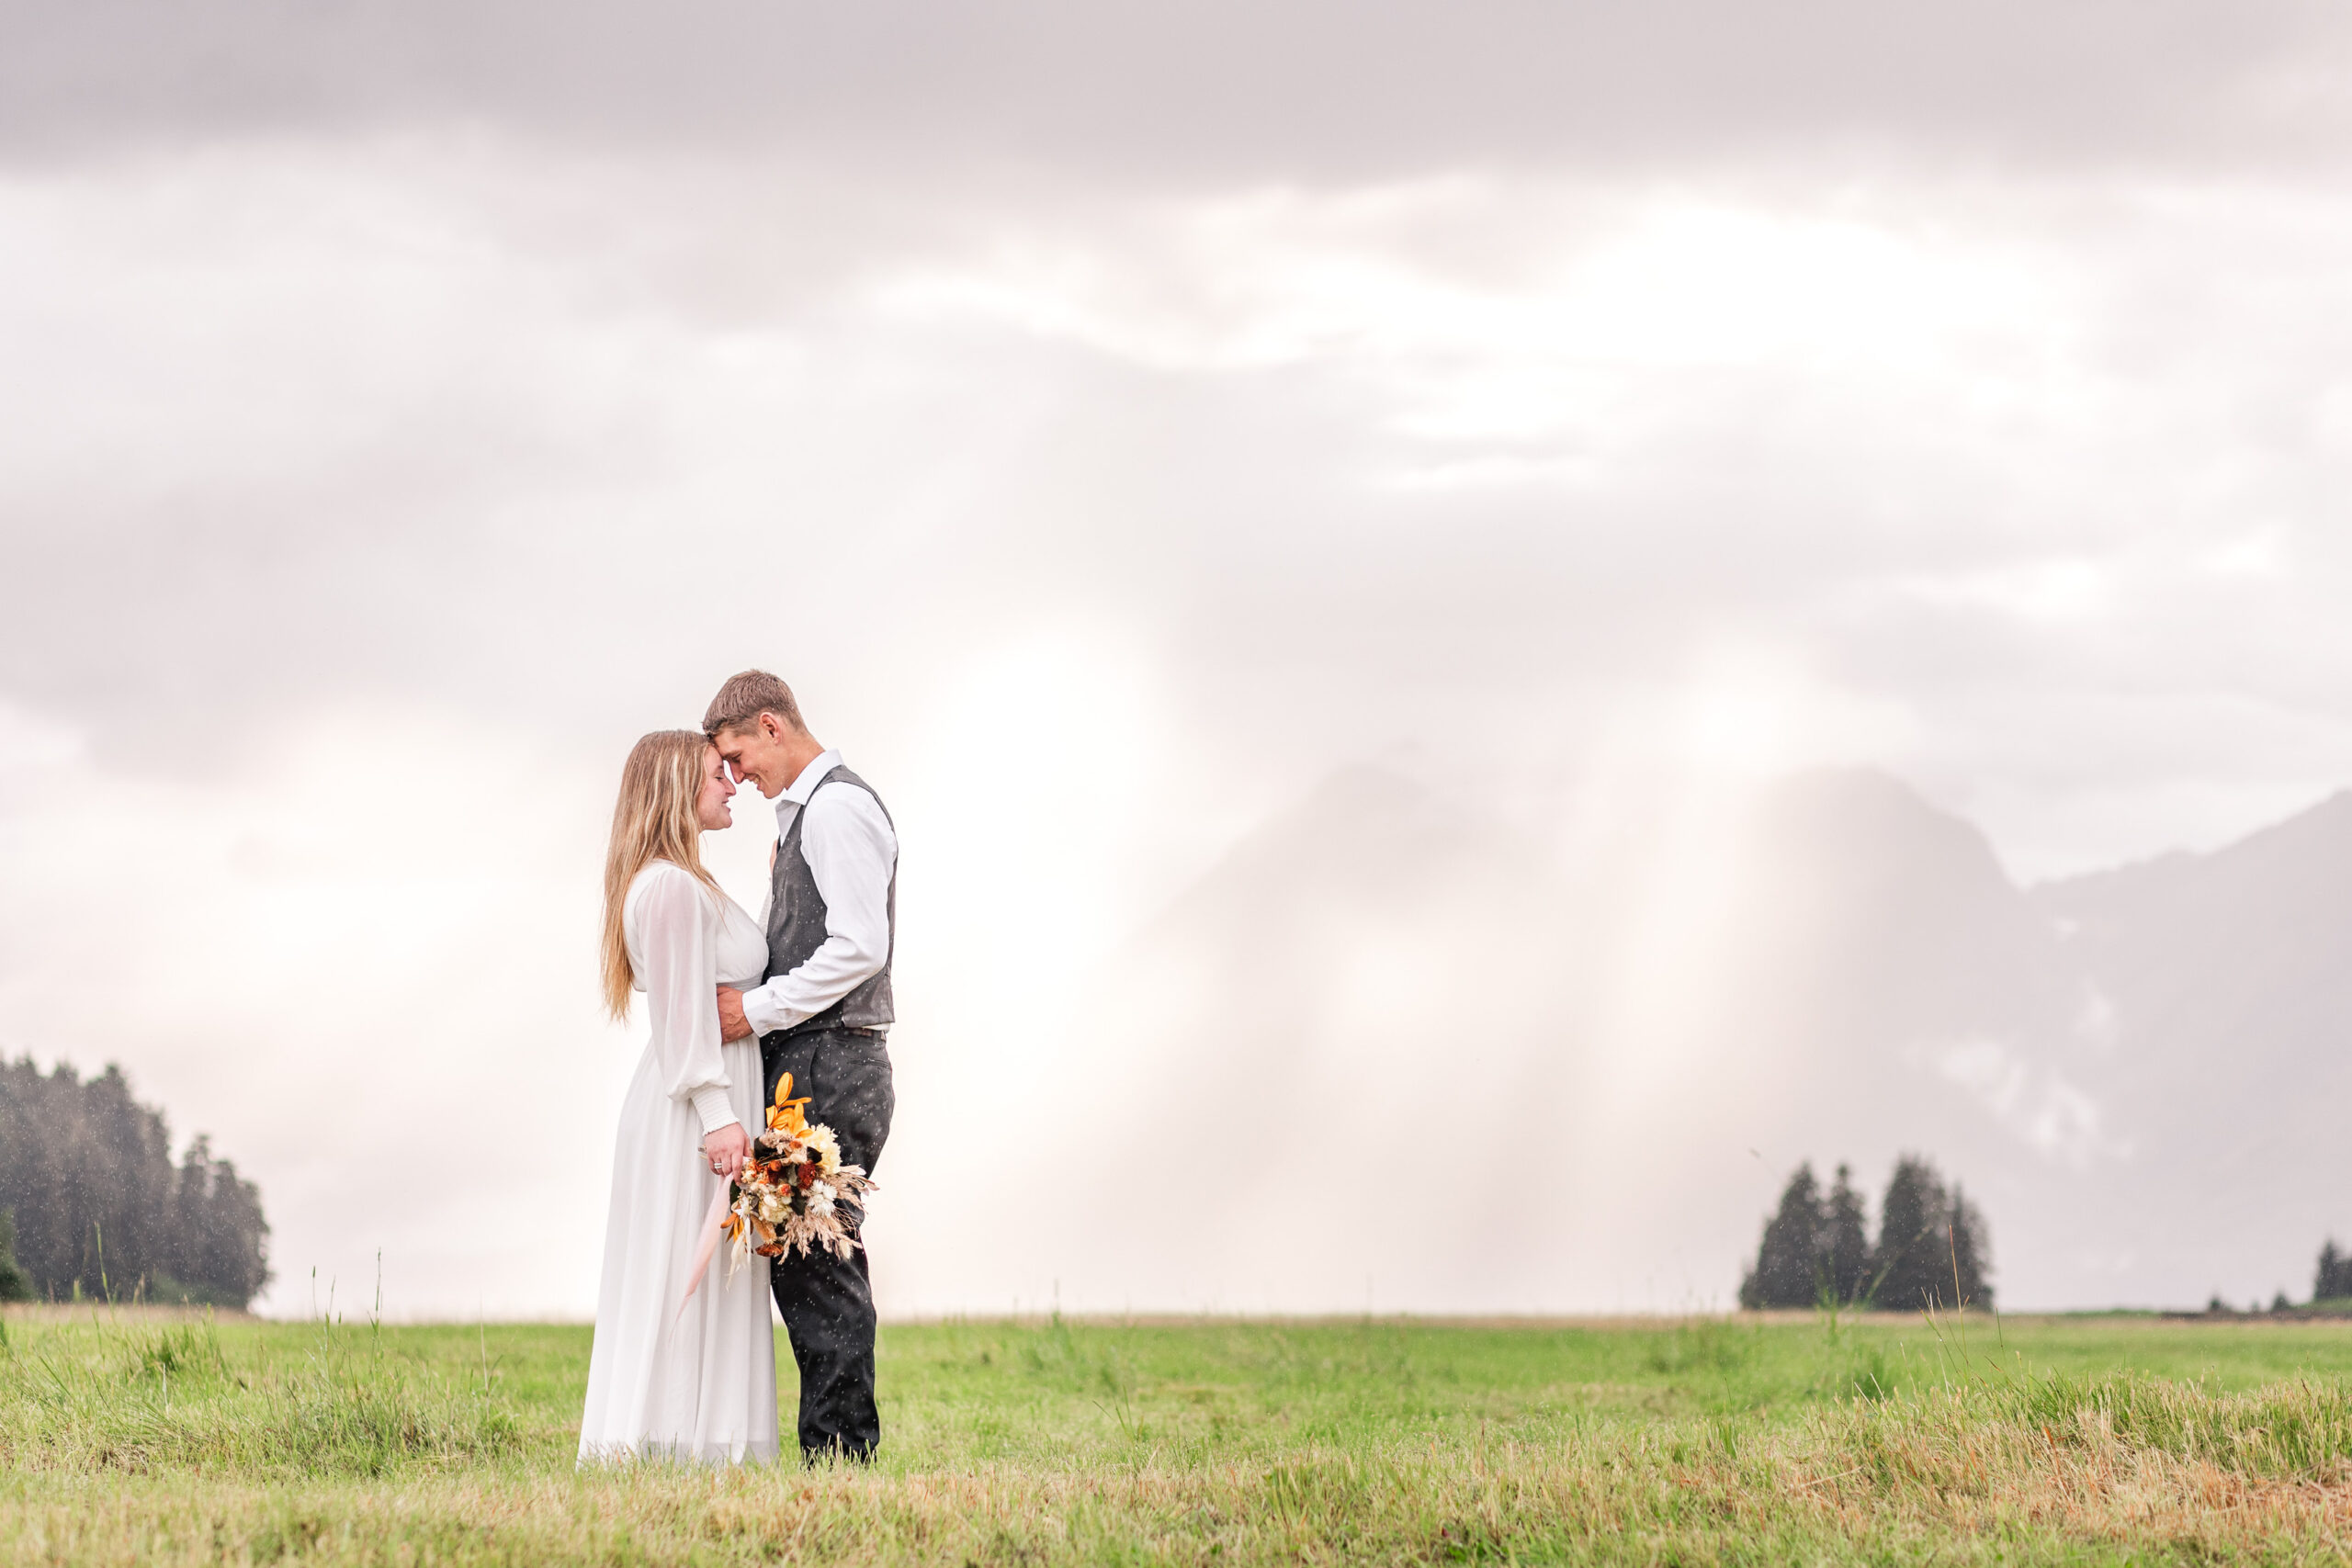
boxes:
[577,670,898,1467]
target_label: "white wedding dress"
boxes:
[578,860,779,1465]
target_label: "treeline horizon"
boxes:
[1740,1155,1991,1312]
[0,1056,270,1308]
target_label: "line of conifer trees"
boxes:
[0,1057,270,1307]
[1738,1155,1992,1311]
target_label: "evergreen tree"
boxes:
[2315,1240,2352,1302]
[1824,1164,1872,1305]
[0,1210,30,1303]
[0,1056,270,1306]
[1872,1155,1959,1312]
[1740,1163,1827,1309]
[1947,1182,1994,1309]
[164,1137,270,1306]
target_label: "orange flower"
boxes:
[766,1072,814,1138]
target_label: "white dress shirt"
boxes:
[739,749,899,1038]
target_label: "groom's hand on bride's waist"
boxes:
[716,986,753,1043]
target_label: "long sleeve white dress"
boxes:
[578,859,779,1465]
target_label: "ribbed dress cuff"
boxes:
[688,1085,740,1135]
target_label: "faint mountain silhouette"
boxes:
[1044,764,2352,1312]
[2032,790,2352,1305]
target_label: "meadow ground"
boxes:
[8,1306,2352,1563]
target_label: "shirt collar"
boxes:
[778,748,842,809]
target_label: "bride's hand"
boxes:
[703,1122,751,1177]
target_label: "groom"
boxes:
[705,670,898,1463]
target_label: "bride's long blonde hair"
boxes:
[601,729,725,1020]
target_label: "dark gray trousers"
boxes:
[760,1026,894,1461]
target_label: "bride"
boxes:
[578,730,777,1464]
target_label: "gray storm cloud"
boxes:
[7,1,2348,174]
[3,2,2351,1315]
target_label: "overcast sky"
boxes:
[5,1,2351,1316]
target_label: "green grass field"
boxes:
[7,1305,2352,1563]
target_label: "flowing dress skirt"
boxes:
[578,1038,777,1464]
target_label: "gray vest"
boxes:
[766,764,896,1035]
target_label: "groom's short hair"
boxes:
[703,670,806,737]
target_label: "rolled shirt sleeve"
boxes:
[633,864,741,1135]
[738,782,898,1036]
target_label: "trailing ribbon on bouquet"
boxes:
[676,1181,734,1321]
[675,1072,876,1321]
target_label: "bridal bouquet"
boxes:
[723,1072,876,1263]
[680,1073,876,1317]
